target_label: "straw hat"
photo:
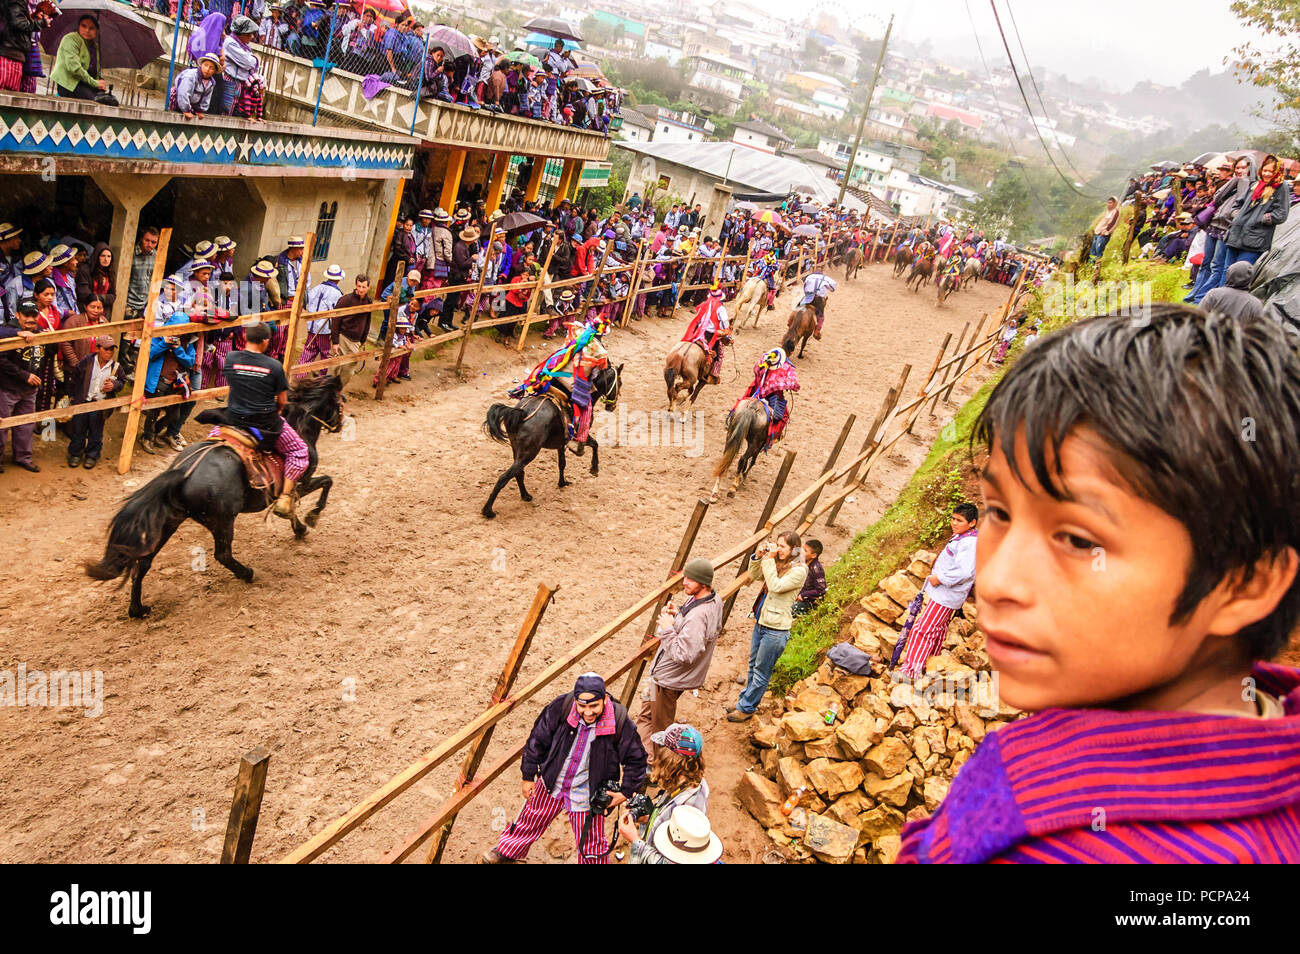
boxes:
[459,226,481,242]
[215,235,236,252]
[286,236,305,249]
[49,244,75,267]
[250,260,277,279]
[651,805,722,864]
[0,222,22,241]
[192,239,218,260]
[418,209,434,219]
[432,208,452,224]
[324,264,345,282]
[21,250,50,275]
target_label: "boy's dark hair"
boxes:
[805,539,824,557]
[953,502,979,523]
[974,303,1300,659]
[245,322,272,344]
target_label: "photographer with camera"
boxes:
[482,672,646,864]
[615,722,723,864]
[728,531,807,723]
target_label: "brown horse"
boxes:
[906,256,934,292]
[892,246,914,277]
[665,340,712,410]
[843,246,864,281]
[937,271,959,305]
[708,398,770,502]
[782,304,818,359]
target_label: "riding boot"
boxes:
[273,480,298,519]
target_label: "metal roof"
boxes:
[614,140,867,212]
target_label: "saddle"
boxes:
[209,427,286,500]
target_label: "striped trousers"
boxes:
[495,781,609,864]
[897,597,957,679]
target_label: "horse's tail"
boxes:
[83,466,189,581]
[664,353,681,395]
[484,402,524,444]
[714,401,760,479]
[781,311,803,355]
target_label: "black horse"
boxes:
[85,378,345,618]
[481,364,623,519]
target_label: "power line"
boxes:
[961,0,1055,218]
[987,0,1106,199]
[1003,0,1094,187]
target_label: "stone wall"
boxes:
[735,549,1021,863]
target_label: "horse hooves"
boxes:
[589,467,598,477]
[304,511,320,528]
[237,567,255,582]
[558,479,570,488]
[482,507,496,519]
[726,490,737,498]
[129,603,152,619]
[519,491,533,502]
[294,524,308,538]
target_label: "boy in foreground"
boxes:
[900,304,1300,863]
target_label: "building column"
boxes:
[484,153,510,214]
[89,173,171,323]
[524,156,547,204]
[439,148,468,212]
[556,158,580,203]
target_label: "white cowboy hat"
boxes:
[651,805,721,864]
[325,264,345,281]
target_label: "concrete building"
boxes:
[683,52,755,117]
[631,105,715,143]
[730,119,794,155]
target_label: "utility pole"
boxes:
[836,13,893,210]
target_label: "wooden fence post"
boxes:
[905,332,952,434]
[619,497,711,709]
[826,379,904,528]
[425,582,556,864]
[722,449,796,626]
[928,320,969,417]
[373,259,405,401]
[942,313,987,404]
[221,747,271,864]
[116,227,172,475]
[669,249,695,315]
[619,238,647,327]
[798,413,855,527]
[454,228,499,374]
[516,241,557,351]
[281,232,317,370]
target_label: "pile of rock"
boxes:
[735,548,1020,863]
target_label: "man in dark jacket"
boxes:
[482,672,647,864]
[439,226,478,331]
[1199,261,1266,323]
[66,335,126,468]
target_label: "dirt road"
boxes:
[0,266,1010,862]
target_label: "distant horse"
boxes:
[481,364,623,519]
[732,276,768,330]
[665,339,719,410]
[906,256,934,292]
[892,246,914,278]
[843,246,864,281]
[84,378,345,618]
[937,271,960,305]
[782,303,818,359]
[963,258,981,287]
[708,398,770,503]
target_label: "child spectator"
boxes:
[171,52,220,119]
[891,503,978,680]
[792,539,826,618]
[900,304,1300,863]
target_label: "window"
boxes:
[315,201,338,258]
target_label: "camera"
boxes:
[625,792,654,821]
[589,779,623,815]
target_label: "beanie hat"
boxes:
[683,558,714,588]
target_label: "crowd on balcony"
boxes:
[122,0,622,130]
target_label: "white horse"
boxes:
[732,276,768,330]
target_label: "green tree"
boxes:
[970,165,1032,241]
[1230,0,1300,142]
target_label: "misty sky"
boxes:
[821,0,1261,90]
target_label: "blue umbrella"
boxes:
[524,32,580,51]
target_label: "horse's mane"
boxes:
[285,378,340,428]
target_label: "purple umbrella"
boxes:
[425,25,473,59]
[40,0,165,69]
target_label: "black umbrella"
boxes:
[523,16,583,42]
[496,211,547,236]
[40,0,163,69]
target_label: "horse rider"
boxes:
[509,289,604,451]
[736,347,800,452]
[222,321,311,519]
[798,271,837,340]
[941,253,965,292]
[680,285,730,385]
